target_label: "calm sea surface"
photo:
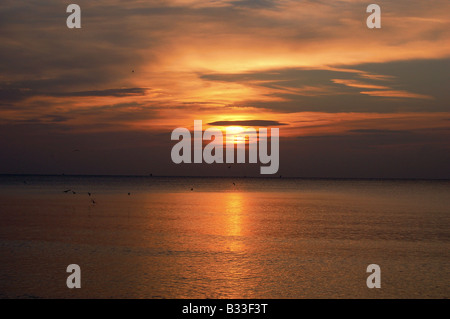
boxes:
[0,175,448,298]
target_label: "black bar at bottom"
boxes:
[0,299,446,318]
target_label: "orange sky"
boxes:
[0,0,449,177]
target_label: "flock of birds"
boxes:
[62,189,133,205]
[57,163,283,197]
[63,185,237,197]
[59,163,242,196]
[63,189,99,204]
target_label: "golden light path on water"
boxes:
[0,177,449,298]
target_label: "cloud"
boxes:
[331,79,389,90]
[348,129,406,134]
[208,120,287,126]
[198,58,449,113]
[359,90,434,100]
[51,88,148,97]
[332,76,435,100]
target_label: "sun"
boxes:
[225,126,245,135]
[209,125,247,144]
[224,126,249,144]
[204,124,256,144]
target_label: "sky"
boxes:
[0,0,449,178]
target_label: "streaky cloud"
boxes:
[51,88,148,97]
[208,120,287,126]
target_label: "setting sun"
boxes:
[225,126,245,135]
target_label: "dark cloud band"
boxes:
[208,120,287,127]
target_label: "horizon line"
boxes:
[0,173,449,181]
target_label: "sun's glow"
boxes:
[224,126,247,144]
[226,126,245,135]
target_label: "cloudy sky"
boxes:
[1,0,449,178]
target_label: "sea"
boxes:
[0,175,448,298]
